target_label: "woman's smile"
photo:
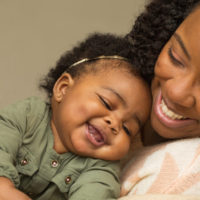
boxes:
[154,89,198,129]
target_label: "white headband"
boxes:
[68,55,130,69]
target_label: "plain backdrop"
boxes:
[0,0,146,108]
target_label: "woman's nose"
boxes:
[104,115,120,135]
[165,76,196,108]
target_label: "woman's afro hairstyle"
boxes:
[126,0,200,83]
[40,33,140,98]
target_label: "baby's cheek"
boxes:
[115,137,130,159]
[78,101,102,118]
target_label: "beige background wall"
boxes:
[0,0,146,108]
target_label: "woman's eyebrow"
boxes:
[173,33,191,60]
[102,87,126,106]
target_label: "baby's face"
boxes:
[51,63,151,160]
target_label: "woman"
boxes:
[127,0,200,144]
[119,0,200,198]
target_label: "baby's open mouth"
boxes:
[86,123,105,146]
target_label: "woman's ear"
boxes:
[53,73,74,102]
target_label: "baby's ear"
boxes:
[53,73,74,102]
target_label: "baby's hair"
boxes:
[40,33,144,98]
[126,0,200,83]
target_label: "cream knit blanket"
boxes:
[120,138,200,197]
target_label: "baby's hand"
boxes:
[0,177,31,200]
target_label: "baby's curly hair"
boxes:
[40,33,143,98]
[126,0,200,83]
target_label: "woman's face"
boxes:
[151,7,200,138]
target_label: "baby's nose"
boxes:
[104,115,121,135]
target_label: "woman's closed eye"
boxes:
[168,47,184,67]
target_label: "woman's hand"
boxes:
[0,177,32,200]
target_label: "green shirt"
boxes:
[0,97,120,200]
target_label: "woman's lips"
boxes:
[154,90,197,128]
[86,123,106,147]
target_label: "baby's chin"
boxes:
[74,150,123,161]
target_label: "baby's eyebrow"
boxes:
[102,87,126,106]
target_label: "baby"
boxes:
[0,33,151,200]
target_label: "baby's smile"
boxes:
[86,123,106,146]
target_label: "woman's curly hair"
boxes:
[40,33,140,98]
[126,0,200,83]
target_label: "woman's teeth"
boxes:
[160,99,187,120]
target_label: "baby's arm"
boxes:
[0,177,31,200]
[68,161,120,200]
[0,99,36,199]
